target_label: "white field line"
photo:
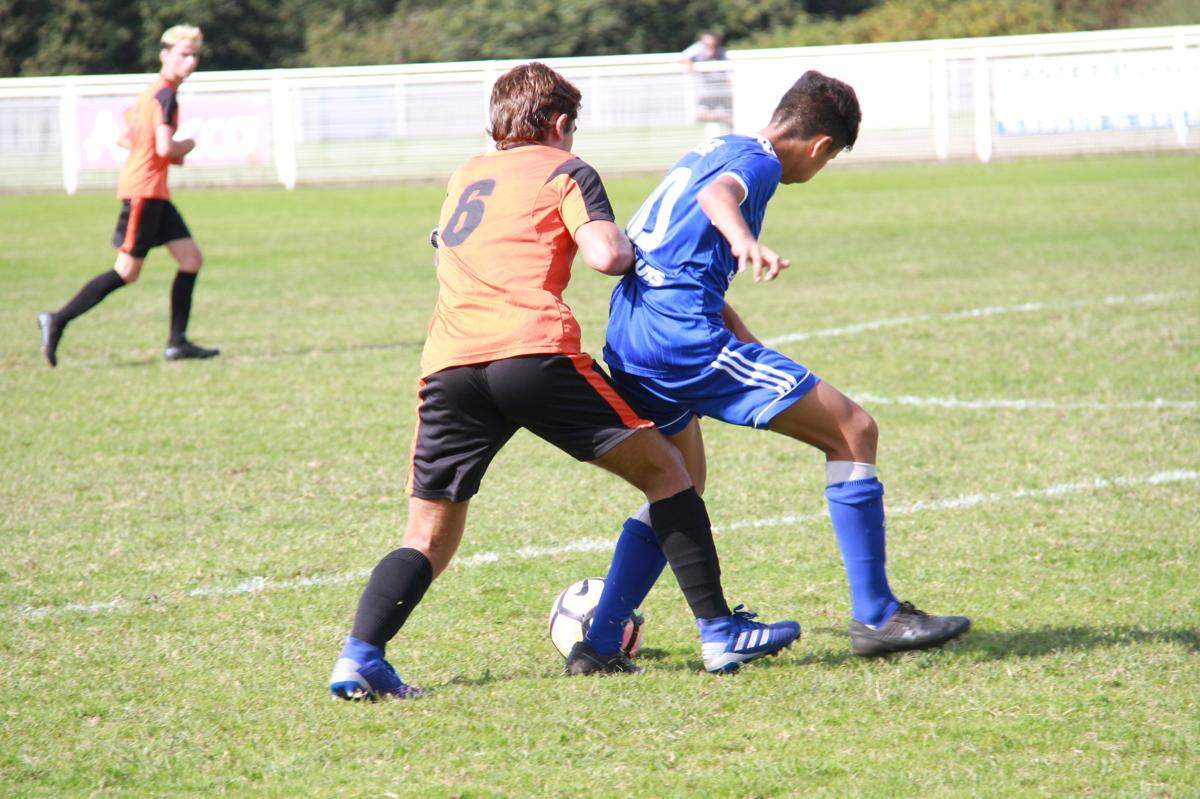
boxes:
[762,292,1173,347]
[11,469,1197,621]
[849,392,1198,412]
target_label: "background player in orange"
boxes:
[329,62,798,700]
[37,24,218,366]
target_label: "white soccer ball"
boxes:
[548,577,644,659]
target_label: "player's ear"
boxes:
[810,135,835,159]
[552,113,572,138]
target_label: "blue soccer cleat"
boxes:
[697,605,801,673]
[329,656,424,701]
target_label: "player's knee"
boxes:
[648,445,691,495]
[180,250,203,272]
[844,407,878,453]
[632,436,690,493]
[117,265,140,284]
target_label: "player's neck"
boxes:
[757,125,788,153]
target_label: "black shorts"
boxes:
[112,199,191,258]
[409,354,653,502]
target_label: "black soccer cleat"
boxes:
[37,311,62,367]
[564,641,641,676]
[164,338,220,361]
[849,601,971,657]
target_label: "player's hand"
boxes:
[732,238,790,283]
[180,138,197,155]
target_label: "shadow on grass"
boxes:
[805,624,1199,663]
[955,625,1200,659]
[436,626,1199,688]
[75,339,426,369]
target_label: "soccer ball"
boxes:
[548,577,644,659]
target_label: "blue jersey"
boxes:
[604,134,782,377]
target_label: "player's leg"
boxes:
[585,418,704,657]
[503,354,798,673]
[162,203,218,360]
[594,416,801,673]
[495,355,729,621]
[331,367,515,699]
[330,496,468,701]
[36,201,148,366]
[588,425,730,618]
[766,381,895,620]
[590,427,802,674]
[768,381,970,654]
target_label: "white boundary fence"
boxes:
[1,25,1196,193]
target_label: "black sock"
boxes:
[649,488,731,620]
[349,548,434,649]
[56,269,126,325]
[169,271,197,345]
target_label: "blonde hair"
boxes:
[160,25,203,49]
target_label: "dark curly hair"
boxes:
[770,70,861,151]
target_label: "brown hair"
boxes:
[489,62,581,150]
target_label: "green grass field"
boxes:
[1,154,1197,798]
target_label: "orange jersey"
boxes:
[116,76,179,200]
[420,145,617,377]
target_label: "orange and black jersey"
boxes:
[117,75,180,200]
[420,145,617,378]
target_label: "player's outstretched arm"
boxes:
[698,176,790,283]
[573,220,635,276]
[721,302,761,344]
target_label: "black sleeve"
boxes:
[154,87,179,128]
[548,157,616,223]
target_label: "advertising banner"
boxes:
[76,90,273,169]
[992,50,1200,135]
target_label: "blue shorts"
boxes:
[609,340,820,436]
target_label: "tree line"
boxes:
[1,0,1193,77]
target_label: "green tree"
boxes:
[137,0,302,71]
[298,0,801,67]
[0,0,51,76]
[1127,0,1200,25]
[14,0,142,76]
[845,0,1061,41]
[739,0,1065,48]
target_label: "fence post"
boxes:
[932,46,950,160]
[59,78,80,195]
[973,52,992,163]
[271,71,297,189]
[394,76,407,138]
[1174,31,1190,147]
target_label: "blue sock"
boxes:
[585,515,667,655]
[825,477,899,627]
[340,635,385,664]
